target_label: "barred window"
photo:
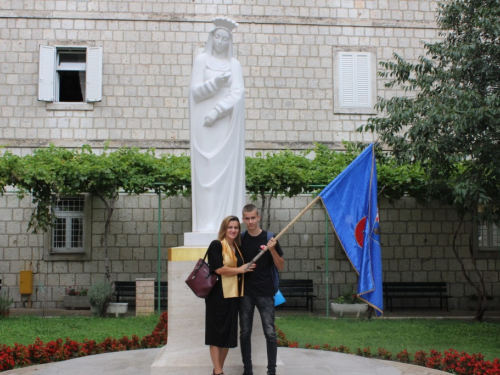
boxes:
[51,197,85,253]
[478,221,500,251]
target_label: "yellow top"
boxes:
[220,239,244,298]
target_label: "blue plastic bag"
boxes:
[274,289,286,306]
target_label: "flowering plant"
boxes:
[332,290,365,304]
[0,312,168,371]
[65,286,88,296]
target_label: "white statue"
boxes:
[189,17,246,233]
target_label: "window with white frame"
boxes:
[334,51,377,115]
[49,195,91,254]
[478,220,500,251]
[38,45,102,104]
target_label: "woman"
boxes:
[205,216,255,375]
[189,17,246,233]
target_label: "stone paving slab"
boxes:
[1,347,449,375]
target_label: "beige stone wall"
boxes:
[0,1,440,154]
[0,193,498,311]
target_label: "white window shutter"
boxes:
[38,45,55,102]
[356,54,370,107]
[339,52,371,108]
[86,46,103,102]
[340,53,355,107]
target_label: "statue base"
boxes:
[150,246,284,375]
[184,232,218,247]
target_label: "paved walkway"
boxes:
[2,347,449,375]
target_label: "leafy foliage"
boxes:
[0,143,428,236]
[246,149,314,228]
[9,145,190,232]
[359,0,500,320]
[332,289,365,304]
[87,281,113,318]
[360,0,500,217]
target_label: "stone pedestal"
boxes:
[183,232,217,247]
[136,278,155,316]
[150,246,284,375]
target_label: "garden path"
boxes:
[2,347,449,375]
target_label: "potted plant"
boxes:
[0,292,13,318]
[63,286,89,310]
[88,281,113,317]
[331,289,368,318]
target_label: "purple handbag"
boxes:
[185,250,218,299]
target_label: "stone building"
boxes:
[0,0,498,310]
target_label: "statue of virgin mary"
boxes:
[189,17,246,233]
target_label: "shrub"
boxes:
[87,281,113,317]
[274,328,500,375]
[0,293,13,318]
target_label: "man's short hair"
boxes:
[242,204,259,215]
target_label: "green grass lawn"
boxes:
[0,314,160,347]
[3,314,499,364]
[276,315,500,361]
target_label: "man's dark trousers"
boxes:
[239,295,277,375]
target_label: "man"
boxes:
[240,204,285,375]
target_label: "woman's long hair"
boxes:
[217,215,241,246]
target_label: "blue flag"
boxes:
[319,144,383,316]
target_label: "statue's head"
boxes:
[206,17,238,59]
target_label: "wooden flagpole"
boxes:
[245,195,322,269]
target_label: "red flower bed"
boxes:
[0,312,168,372]
[275,326,500,375]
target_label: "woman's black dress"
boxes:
[205,240,243,348]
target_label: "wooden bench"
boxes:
[278,279,317,312]
[383,282,450,312]
[114,281,168,307]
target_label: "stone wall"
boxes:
[0,193,498,311]
[0,0,440,154]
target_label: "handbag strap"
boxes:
[202,248,210,262]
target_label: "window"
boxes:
[52,197,85,252]
[38,45,102,107]
[57,50,87,102]
[478,220,499,251]
[44,194,92,261]
[333,50,377,115]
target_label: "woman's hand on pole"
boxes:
[239,262,256,274]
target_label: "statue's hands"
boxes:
[214,71,231,87]
[204,109,219,126]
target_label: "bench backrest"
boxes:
[279,279,314,294]
[114,281,168,297]
[383,282,447,295]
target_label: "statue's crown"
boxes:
[212,17,238,32]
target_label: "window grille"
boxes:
[52,197,85,252]
[478,221,500,250]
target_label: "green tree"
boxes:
[361,0,500,320]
